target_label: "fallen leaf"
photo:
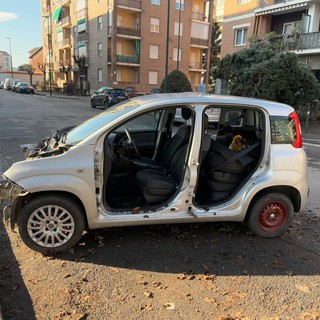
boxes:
[111,267,120,274]
[143,290,153,298]
[164,302,175,310]
[295,284,310,293]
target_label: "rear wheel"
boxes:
[247,193,294,238]
[18,195,85,253]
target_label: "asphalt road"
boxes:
[0,90,319,319]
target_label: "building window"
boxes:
[98,15,103,30]
[234,28,247,46]
[98,68,102,82]
[98,43,102,57]
[176,0,184,10]
[151,0,160,5]
[149,45,159,59]
[173,48,182,61]
[117,15,123,27]
[237,0,250,4]
[174,22,183,36]
[150,18,160,33]
[149,71,158,85]
[116,68,122,82]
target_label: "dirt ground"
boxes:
[1,206,320,320]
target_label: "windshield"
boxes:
[64,100,140,145]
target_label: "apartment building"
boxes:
[40,0,214,94]
[0,51,12,72]
[221,0,320,79]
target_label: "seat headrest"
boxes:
[181,108,192,120]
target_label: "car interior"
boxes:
[102,105,264,212]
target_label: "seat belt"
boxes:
[211,140,261,172]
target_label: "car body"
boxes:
[10,79,21,92]
[0,93,308,253]
[124,86,138,98]
[91,87,129,109]
[15,82,35,94]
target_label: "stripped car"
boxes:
[0,93,308,253]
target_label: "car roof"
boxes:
[129,92,294,116]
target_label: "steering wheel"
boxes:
[124,128,141,159]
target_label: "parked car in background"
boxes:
[15,82,35,94]
[0,93,308,253]
[0,81,4,89]
[10,79,21,92]
[91,88,129,109]
[4,78,13,90]
[124,86,138,98]
[90,87,113,108]
[151,88,161,94]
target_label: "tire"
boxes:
[247,193,294,238]
[18,194,85,253]
[91,99,96,108]
[103,101,109,109]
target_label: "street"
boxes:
[0,90,319,319]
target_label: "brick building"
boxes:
[40,0,214,94]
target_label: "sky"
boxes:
[0,1,42,68]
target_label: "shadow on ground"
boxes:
[0,219,35,320]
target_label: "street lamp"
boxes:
[6,37,13,79]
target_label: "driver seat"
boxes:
[135,144,188,203]
[136,108,192,169]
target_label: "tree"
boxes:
[18,64,32,71]
[210,21,222,69]
[38,63,47,91]
[73,55,87,96]
[160,70,192,93]
[213,42,320,114]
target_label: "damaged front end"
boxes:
[0,179,29,230]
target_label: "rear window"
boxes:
[270,116,298,144]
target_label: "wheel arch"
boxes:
[10,190,89,231]
[245,185,301,221]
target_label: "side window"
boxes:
[270,116,297,144]
[117,111,160,132]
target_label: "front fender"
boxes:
[13,174,97,223]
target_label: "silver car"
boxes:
[0,93,308,253]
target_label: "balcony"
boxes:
[117,0,141,10]
[190,38,209,47]
[117,55,140,65]
[55,0,71,6]
[57,16,71,28]
[57,38,71,49]
[117,27,141,38]
[192,12,208,22]
[189,61,206,70]
[265,32,320,52]
[77,32,89,43]
[256,0,308,14]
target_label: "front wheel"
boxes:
[91,99,96,108]
[247,193,294,238]
[18,194,85,253]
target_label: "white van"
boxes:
[3,78,12,90]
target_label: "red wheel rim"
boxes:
[258,201,288,232]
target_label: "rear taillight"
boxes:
[289,111,302,148]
